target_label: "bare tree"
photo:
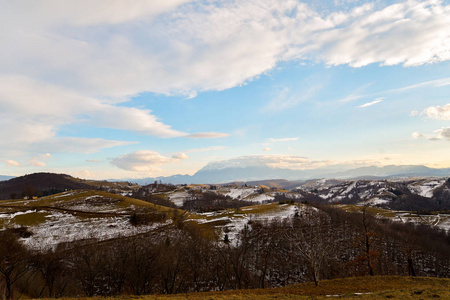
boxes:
[352,204,379,276]
[286,209,331,286]
[32,250,68,298]
[0,230,32,300]
[126,236,160,295]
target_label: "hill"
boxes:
[1,185,449,298]
[0,172,139,200]
[295,177,450,212]
[0,189,178,250]
[0,173,92,200]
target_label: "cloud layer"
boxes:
[2,0,448,97]
[412,127,450,141]
[1,0,450,175]
[422,104,450,120]
[110,150,181,172]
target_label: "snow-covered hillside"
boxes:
[1,176,448,251]
[0,190,173,250]
[295,177,450,208]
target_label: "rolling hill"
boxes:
[0,172,139,200]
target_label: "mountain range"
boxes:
[3,161,449,187]
[0,175,15,181]
[118,162,450,185]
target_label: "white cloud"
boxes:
[389,78,450,93]
[0,76,186,140]
[311,1,450,67]
[2,0,448,99]
[204,155,329,170]
[111,149,190,172]
[0,76,226,159]
[111,150,174,172]
[172,153,189,160]
[263,147,271,152]
[1,0,450,168]
[4,160,21,167]
[437,127,450,140]
[358,97,384,108]
[186,132,229,139]
[410,110,419,116]
[338,78,450,105]
[28,153,53,167]
[412,132,424,139]
[422,104,450,120]
[90,104,186,138]
[32,137,134,154]
[412,127,450,141]
[72,170,95,179]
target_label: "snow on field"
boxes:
[407,179,445,198]
[359,197,390,206]
[20,211,171,251]
[0,209,37,219]
[225,188,256,199]
[251,204,300,222]
[247,193,275,203]
[434,214,450,232]
[319,192,334,200]
[61,200,125,213]
[168,191,191,207]
[50,191,77,198]
[195,204,306,245]
[392,212,450,232]
[342,181,356,195]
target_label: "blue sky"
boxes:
[1,0,449,179]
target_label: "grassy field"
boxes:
[51,276,450,299]
[0,190,180,221]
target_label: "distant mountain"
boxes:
[110,174,193,186]
[328,165,450,179]
[0,172,93,200]
[129,160,450,185]
[228,179,305,189]
[0,175,15,181]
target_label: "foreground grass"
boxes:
[52,276,450,300]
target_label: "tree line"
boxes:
[1,204,449,299]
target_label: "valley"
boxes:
[0,173,449,299]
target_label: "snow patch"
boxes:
[408,179,445,198]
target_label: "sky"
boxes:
[1,0,449,180]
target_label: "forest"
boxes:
[1,203,448,299]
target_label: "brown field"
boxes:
[50,276,450,300]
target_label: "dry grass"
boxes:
[10,211,51,227]
[0,190,182,229]
[49,276,450,300]
[337,204,398,218]
[0,190,177,212]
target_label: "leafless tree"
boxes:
[286,209,331,286]
[0,230,33,300]
[352,204,379,276]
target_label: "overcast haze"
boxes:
[1,0,449,180]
